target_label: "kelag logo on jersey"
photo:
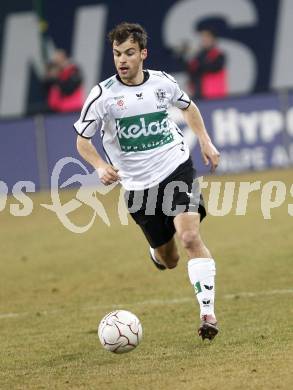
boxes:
[116,111,174,152]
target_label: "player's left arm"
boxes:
[181,101,220,172]
[164,71,220,172]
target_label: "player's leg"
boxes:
[151,236,179,269]
[174,211,218,340]
[174,212,210,258]
[139,216,180,270]
[126,189,180,270]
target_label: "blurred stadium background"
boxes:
[1,0,293,187]
[0,1,292,389]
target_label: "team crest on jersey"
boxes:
[155,89,167,102]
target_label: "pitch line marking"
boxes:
[0,289,293,320]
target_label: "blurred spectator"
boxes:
[44,49,85,112]
[187,27,228,100]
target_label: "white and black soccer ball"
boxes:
[98,310,143,354]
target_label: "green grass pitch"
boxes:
[0,169,292,389]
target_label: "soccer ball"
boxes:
[98,310,143,354]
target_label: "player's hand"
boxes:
[96,163,120,185]
[200,139,220,173]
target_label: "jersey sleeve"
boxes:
[163,71,191,110]
[73,85,103,139]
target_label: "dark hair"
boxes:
[197,25,218,38]
[108,22,148,50]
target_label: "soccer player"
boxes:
[74,23,220,340]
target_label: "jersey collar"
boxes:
[116,70,150,87]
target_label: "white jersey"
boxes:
[74,70,191,190]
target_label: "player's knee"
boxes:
[180,230,200,250]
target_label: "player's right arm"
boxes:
[74,85,120,185]
[76,137,120,185]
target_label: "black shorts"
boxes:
[125,157,206,248]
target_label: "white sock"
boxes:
[187,258,216,318]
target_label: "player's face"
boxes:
[200,31,216,49]
[113,38,147,83]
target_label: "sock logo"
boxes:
[204,285,213,290]
[202,299,211,305]
[194,281,202,294]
